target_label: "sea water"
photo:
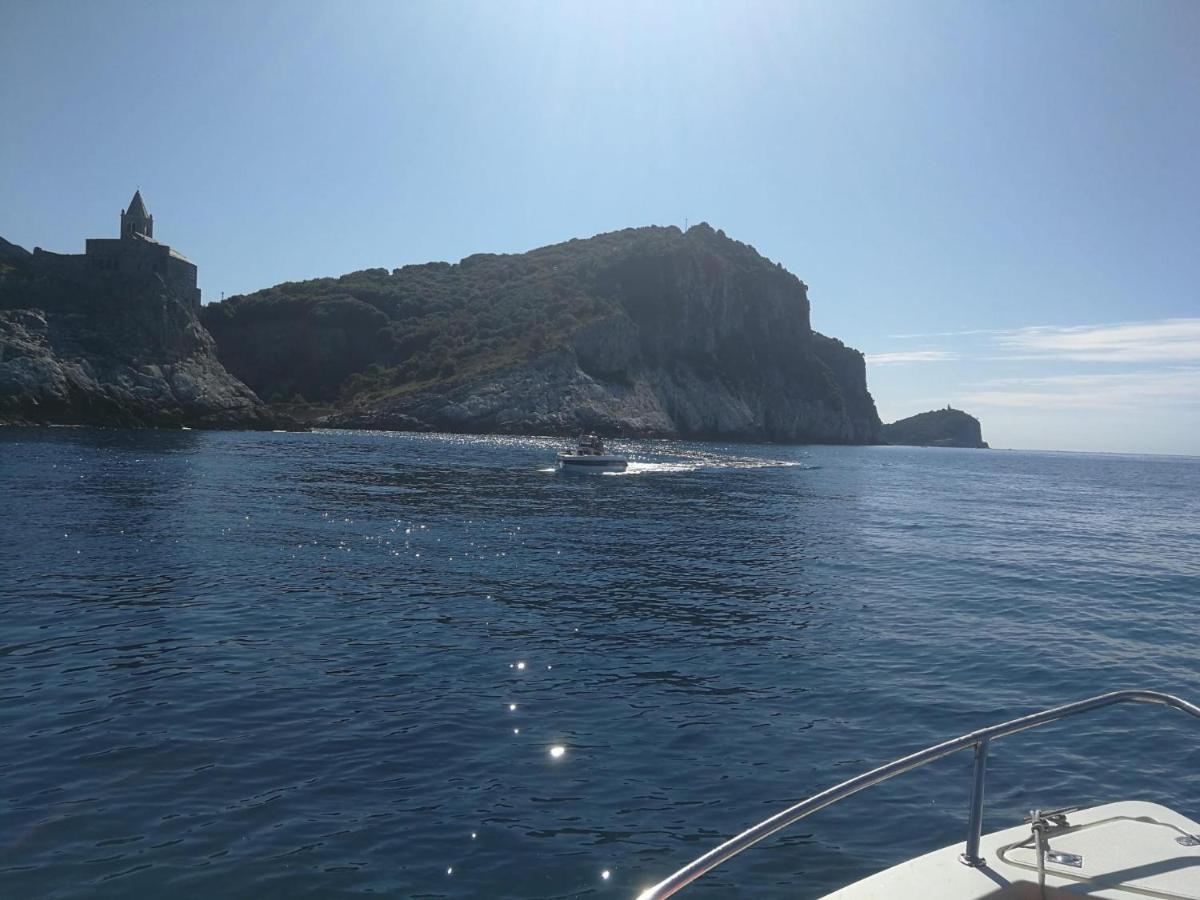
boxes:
[2,427,1198,898]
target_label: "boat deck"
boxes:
[823,800,1200,899]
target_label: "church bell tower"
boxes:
[120,190,153,240]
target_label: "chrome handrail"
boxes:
[635,690,1200,900]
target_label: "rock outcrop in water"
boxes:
[203,224,882,443]
[0,235,283,429]
[882,407,988,448]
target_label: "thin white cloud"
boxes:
[887,327,1015,340]
[963,368,1200,410]
[865,349,958,365]
[997,318,1200,363]
[876,317,1200,365]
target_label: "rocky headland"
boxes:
[882,407,988,448]
[203,224,881,443]
[0,236,284,430]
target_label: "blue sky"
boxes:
[2,1,1197,453]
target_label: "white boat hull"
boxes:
[556,453,627,472]
[823,800,1200,899]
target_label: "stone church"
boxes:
[82,191,202,310]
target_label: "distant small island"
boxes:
[882,407,988,449]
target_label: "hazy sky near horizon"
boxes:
[2,0,1197,454]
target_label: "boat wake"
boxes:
[541,456,813,476]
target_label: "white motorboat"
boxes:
[557,433,627,473]
[636,690,1200,899]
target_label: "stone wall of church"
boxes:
[166,256,201,311]
[85,238,164,276]
[79,239,200,310]
[31,247,88,275]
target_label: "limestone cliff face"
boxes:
[207,224,882,443]
[0,237,282,429]
[334,344,874,442]
[882,408,988,449]
[812,333,879,444]
[335,318,878,442]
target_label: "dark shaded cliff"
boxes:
[203,224,881,443]
[882,407,988,448]
[0,237,283,429]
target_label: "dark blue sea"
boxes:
[3,428,1198,899]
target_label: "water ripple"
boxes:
[1,429,1198,898]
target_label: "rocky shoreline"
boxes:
[0,237,291,431]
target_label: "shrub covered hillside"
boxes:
[201,223,881,443]
[202,227,669,405]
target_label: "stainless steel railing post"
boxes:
[635,691,1200,899]
[959,738,990,867]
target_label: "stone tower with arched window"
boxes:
[120,190,154,240]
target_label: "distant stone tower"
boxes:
[120,190,154,239]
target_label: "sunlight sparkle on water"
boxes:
[602,869,611,880]
[549,745,565,759]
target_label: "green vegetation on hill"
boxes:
[202,225,787,406]
[202,223,880,443]
[205,233,626,403]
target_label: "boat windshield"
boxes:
[576,433,604,454]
